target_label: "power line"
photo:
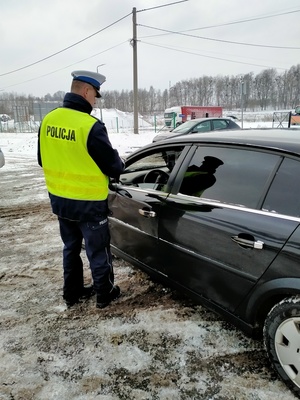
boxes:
[141,40,289,71]
[0,41,128,92]
[0,12,132,77]
[138,24,300,50]
[137,0,188,13]
[183,9,300,33]
[140,8,300,38]
[0,1,190,92]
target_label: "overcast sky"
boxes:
[1,0,299,97]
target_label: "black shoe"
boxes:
[96,286,121,309]
[79,285,95,299]
[64,297,81,308]
[64,285,95,307]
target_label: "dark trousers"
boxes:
[58,216,114,301]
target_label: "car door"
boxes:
[108,144,186,273]
[157,145,300,312]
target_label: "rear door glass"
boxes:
[178,146,280,209]
[212,120,228,130]
[263,157,300,217]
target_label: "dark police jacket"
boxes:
[37,93,124,221]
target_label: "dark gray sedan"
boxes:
[108,128,300,398]
[153,117,240,142]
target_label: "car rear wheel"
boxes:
[263,296,300,398]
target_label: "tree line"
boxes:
[0,64,299,117]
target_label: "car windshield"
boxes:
[172,120,200,133]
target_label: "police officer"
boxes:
[38,70,124,309]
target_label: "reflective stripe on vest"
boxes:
[40,108,108,200]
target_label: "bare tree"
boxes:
[2,64,300,118]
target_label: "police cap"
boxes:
[71,70,106,98]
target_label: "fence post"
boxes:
[116,117,119,133]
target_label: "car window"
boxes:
[263,157,300,217]
[120,146,184,191]
[192,121,211,133]
[171,120,198,134]
[179,146,279,208]
[212,120,228,130]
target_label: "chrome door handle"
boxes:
[231,236,264,249]
[138,209,156,218]
[253,240,264,249]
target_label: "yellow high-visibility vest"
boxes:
[40,108,108,200]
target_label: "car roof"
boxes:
[149,128,300,156]
[184,117,232,122]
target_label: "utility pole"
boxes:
[96,64,105,122]
[132,7,139,134]
[241,79,244,129]
[240,78,247,129]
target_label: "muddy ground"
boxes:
[0,155,296,400]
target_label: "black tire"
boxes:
[263,296,300,398]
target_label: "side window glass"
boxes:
[179,146,279,208]
[120,146,184,191]
[263,158,300,217]
[213,120,227,130]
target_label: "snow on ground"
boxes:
[0,111,297,399]
[0,107,160,161]
[0,128,158,162]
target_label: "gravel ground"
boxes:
[0,154,296,400]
